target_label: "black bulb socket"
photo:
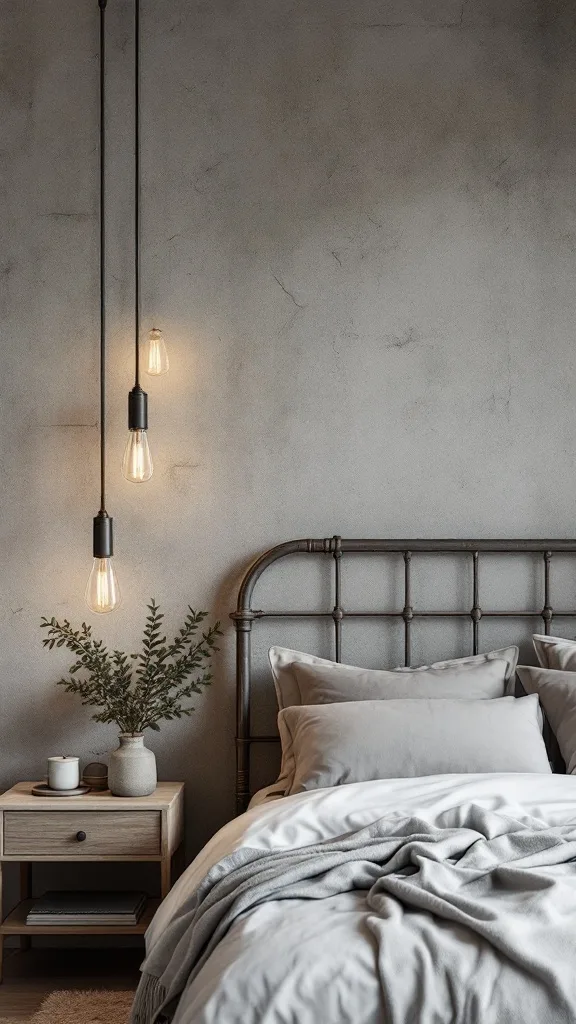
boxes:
[128,385,148,431]
[93,511,113,559]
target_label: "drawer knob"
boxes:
[76,830,87,842]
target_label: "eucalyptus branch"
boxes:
[41,601,221,734]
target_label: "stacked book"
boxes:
[26,890,147,926]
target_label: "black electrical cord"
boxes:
[126,0,148,435]
[98,0,107,513]
[92,0,113,562]
[134,0,140,388]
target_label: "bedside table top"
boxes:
[0,781,184,811]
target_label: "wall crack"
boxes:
[273,275,306,308]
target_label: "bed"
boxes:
[131,536,576,1024]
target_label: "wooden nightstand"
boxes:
[0,781,184,982]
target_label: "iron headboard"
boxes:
[231,537,576,813]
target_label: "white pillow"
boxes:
[278,695,550,795]
[533,634,576,672]
[268,645,519,710]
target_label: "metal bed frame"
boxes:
[231,537,576,813]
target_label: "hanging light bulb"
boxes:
[86,515,121,614]
[123,427,153,482]
[122,385,153,482]
[85,0,120,614]
[144,327,169,376]
[86,558,120,613]
[123,0,154,482]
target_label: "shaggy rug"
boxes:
[0,989,135,1024]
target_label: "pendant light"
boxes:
[86,0,121,613]
[122,0,153,482]
[144,327,169,376]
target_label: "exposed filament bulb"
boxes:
[85,557,121,613]
[122,428,153,483]
[144,328,169,376]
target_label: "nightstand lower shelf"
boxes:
[0,898,160,936]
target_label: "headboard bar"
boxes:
[232,537,576,813]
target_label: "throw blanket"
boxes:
[131,802,576,1024]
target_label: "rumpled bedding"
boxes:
[131,773,576,1024]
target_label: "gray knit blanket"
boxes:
[131,805,576,1024]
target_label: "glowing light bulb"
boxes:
[144,328,169,376]
[85,557,121,613]
[122,428,153,482]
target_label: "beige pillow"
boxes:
[268,646,519,711]
[517,665,576,773]
[278,695,550,796]
[533,634,576,672]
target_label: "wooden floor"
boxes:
[0,949,140,1019]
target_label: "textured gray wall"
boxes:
[1,0,576,866]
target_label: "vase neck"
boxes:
[118,733,144,748]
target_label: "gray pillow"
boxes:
[278,695,550,795]
[269,645,519,710]
[291,657,516,706]
[517,665,576,774]
[533,635,576,672]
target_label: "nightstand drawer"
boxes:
[3,811,161,857]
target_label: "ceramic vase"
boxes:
[108,733,157,797]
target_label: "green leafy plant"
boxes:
[40,600,221,735]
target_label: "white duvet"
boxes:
[145,773,576,1024]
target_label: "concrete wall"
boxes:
[1,0,576,866]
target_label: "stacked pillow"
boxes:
[266,645,552,796]
[269,645,519,709]
[517,635,576,775]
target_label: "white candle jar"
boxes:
[47,756,80,791]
